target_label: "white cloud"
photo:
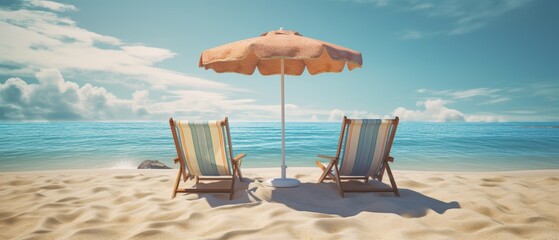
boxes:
[326,109,389,122]
[392,99,465,122]
[374,0,389,7]
[26,0,77,12]
[0,8,227,90]
[310,115,319,122]
[503,110,536,115]
[448,22,485,36]
[348,110,384,119]
[417,87,510,105]
[354,0,389,7]
[121,46,176,63]
[482,97,510,104]
[448,88,500,99]
[325,100,500,122]
[391,99,516,122]
[150,96,333,122]
[390,0,534,37]
[507,88,523,93]
[0,68,150,120]
[416,87,501,99]
[0,69,529,122]
[411,3,433,10]
[465,114,506,122]
[0,69,338,121]
[328,109,345,122]
[415,0,533,35]
[347,0,389,7]
[0,65,338,122]
[401,30,422,40]
[315,98,519,122]
[532,82,559,101]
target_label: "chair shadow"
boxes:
[176,177,262,207]
[268,181,461,218]
[179,178,460,218]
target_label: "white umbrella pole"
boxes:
[280,58,286,179]
[264,58,300,188]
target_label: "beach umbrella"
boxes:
[199,29,362,187]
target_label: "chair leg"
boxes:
[385,163,400,197]
[229,168,236,200]
[172,168,182,199]
[236,162,243,181]
[317,160,335,183]
[180,163,188,182]
[378,164,386,182]
[333,164,345,198]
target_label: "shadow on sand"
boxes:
[267,181,461,218]
[180,178,460,218]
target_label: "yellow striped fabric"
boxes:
[174,120,231,176]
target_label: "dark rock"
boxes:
[137,160,171,169]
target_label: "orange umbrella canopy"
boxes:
[199,30,363,75]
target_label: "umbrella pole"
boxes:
[264,58,300,188]
[280,58,286,179]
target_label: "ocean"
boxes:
[0,122,558,172]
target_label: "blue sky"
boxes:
[0,0,557,121]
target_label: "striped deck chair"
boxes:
[169,117,246,200]
[316,116,400,197]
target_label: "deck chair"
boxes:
[169,117,246,200]
[316,116,400,197]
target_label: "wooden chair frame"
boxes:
[169,117,245,200]
[316,116,400,198]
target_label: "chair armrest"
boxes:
[173,157,180,164]
[387,156,394,162]
[233,153,246,162]
[317,155,337,161]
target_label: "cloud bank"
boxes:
[0,69,335,121]
[0,70,514,122]
[393,99,465,122]
[0,5,226,90]
[26,0,77,12]
[0,1,539,122]
[0,69,149,120]
[329,99,508,122]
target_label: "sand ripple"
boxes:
[0,169,558,239]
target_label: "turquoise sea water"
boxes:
[0,122,558,172]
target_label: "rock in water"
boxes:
[137,160,171,169]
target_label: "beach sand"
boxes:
[1,167,558,239]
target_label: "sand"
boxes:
[1,167,558,239]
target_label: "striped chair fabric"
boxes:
[173,120,232,176]
[339,119,396,177]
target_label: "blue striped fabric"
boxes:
[174,120,232,176]
[339,119,395,177]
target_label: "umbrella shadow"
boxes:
[266,181,461,218]
[179,178,460,218]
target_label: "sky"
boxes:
[0,0,558,122]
